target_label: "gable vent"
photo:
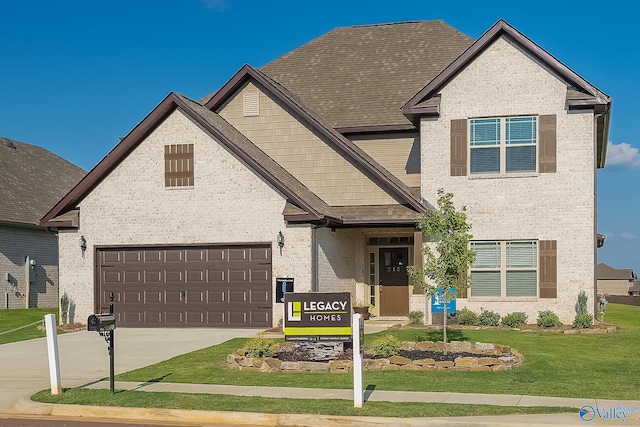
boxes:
[243,93,260,117]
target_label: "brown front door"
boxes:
[379,248,409,316]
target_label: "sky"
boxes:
[1,1,638,272]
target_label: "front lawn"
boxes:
[113,303,640,400]
[0,308,59,344]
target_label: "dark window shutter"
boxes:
[412,231,424,294]
[538,115,556,173]
[450,119,467,176]
[165,144,194,187]
[539,240,557,298]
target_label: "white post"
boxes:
[352,313,363,408]
[44,314,62,395]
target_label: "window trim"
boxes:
[469,240,539,300]
[469,116,538,176]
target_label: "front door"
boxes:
[379,248,409,316]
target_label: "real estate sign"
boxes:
[283,292,352,342]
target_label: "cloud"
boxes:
[620,232,637,241]
[606,142,640,167]
[198,0,227,11]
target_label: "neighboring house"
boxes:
[1,137,85,309]
[42,19,610,327]
[596,263,637,296]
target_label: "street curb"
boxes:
[10,399,600,427]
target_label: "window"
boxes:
[165,144,194,187]
[470,241,538,297]
[470,116,537,174]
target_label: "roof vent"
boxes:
[243,93,260,117]
[0,137,16,149]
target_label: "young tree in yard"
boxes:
[408,189,475,349]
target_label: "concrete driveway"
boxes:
[0,327,261,413]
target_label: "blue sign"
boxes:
[431,289,456,313]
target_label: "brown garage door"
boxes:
[96,245,272,328]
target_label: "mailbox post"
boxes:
[87,291,116,393]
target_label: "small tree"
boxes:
[408,189,475,349]
[60,292,70,324]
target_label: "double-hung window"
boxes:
[470,241,538,297]
[470,116,537,174]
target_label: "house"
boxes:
[597,263,637,296]
[42,19,610,327]
[1,137,85,309]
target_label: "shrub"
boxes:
[244,337,276,358]
[537,310,562,328]
[573,313,594,329]
[408,310,424,325]
[502,312,528,328]
[60,292,70,324]
[576,290,589,315]
[478,309,501,326]
[455,308,479,326]
[369,335,401,358]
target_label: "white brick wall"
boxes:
[0,225,59,309]
[59,110,312,326]
[421,37,597,323]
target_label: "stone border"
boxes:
[227,340,522,373]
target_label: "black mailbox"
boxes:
[87,313,116,332]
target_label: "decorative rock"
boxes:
[580,328,607,334]
[455,357,478,367]
[381,364,400,371]
[399,364,422,370]
[388,356,412,365]
[449,341,472,352]
[252,358,264,368]
[413,358,436,366]
[415,341,434,351]
[422,365,437,371]
[449,366,470,371]
[564,329,579,334]
[470,366,492,372]
[297,361,330,372]
[494,344,511,353]
[260,358,282,373]
[363,358,389,370]
[478,357,503,366]
[491,364,509,371]
[328,360,352,371]
[401,341,416,351]
[434,361,454,368]
[475,342,495,351]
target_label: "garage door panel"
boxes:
[165,270,184,283]
[145,291,163,304]
[124,291,142,303]
[165,250,185,263]
[144,270,163,284]
[98,245,271,328]
[228,290,248,303]
[186,269,205,283]
[124,270,142,284]
[123,310,143,326]
[208,269,225,283]
[144,250,164,264]
[250,290,270,304]
[124,250,142,263]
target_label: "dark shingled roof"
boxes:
[597,263,637,280]
[258,20,473,129]
[0,137,86,226]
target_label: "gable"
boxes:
[77,109,291,239]
[217,81,398,206]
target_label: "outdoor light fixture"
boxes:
[80,235,87,252]
[277,231,285,248]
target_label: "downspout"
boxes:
[312,219,330,292]
[593,109,609,319]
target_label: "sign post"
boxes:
[44,314,61,395]
[352,313,363,408]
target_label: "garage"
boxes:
[96,245,272,328]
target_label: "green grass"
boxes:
[0,308,59,344]
[32,388,574,418]
[30,303,640,418]
[113,303,640,400]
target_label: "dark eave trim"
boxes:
[206,65,426,213]
[336,124,417,135]
[402,19,611,123]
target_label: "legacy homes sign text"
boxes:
[283,292,352,341]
